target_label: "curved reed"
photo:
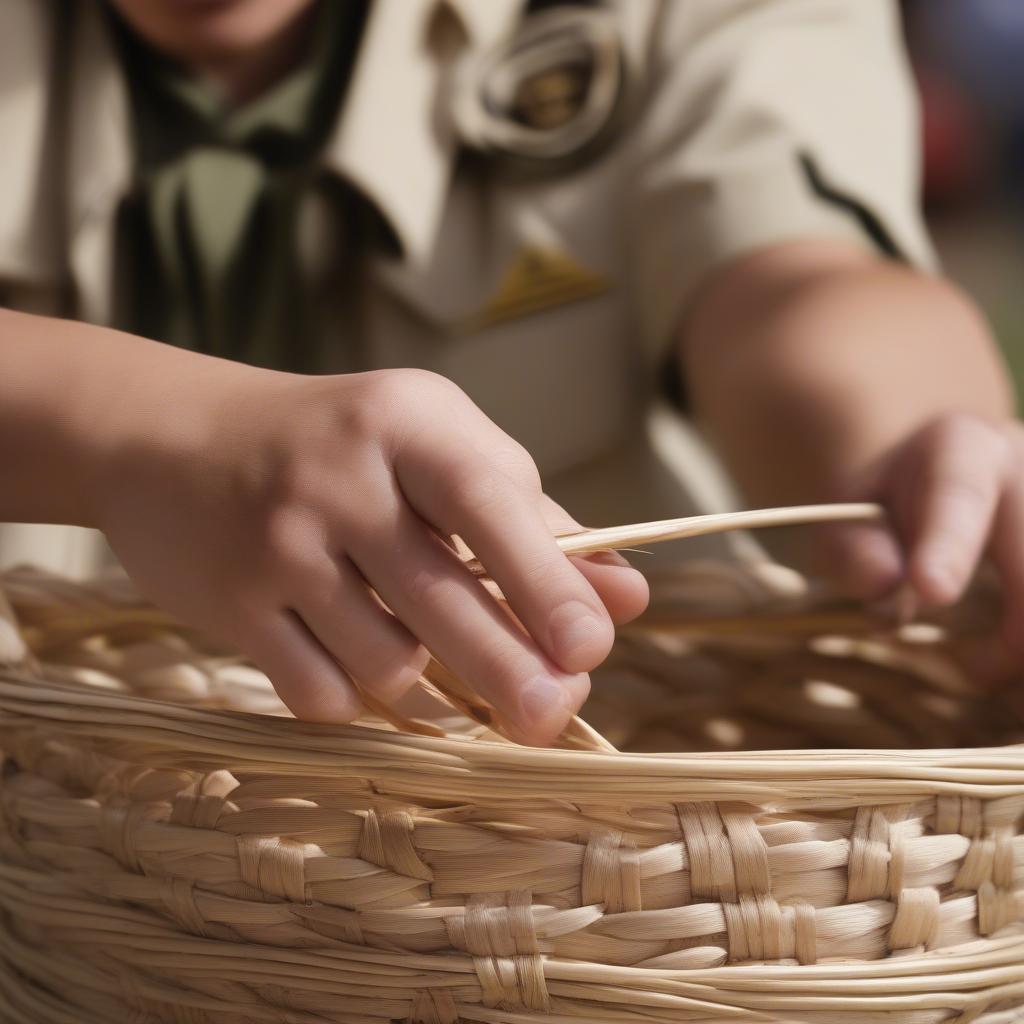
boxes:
[1,505,1023,1023]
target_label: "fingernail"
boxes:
[582,550,633,569]
[407,645,433,680]
[549,601,606,662]
[519,675,572,727]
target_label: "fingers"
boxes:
[397,452,615,674]
[352,505,589,745]
[242,610,365,722]
[293,555,430,703]
[814,519,904,602]
[902,417,1010,606]
[824,414,1024,679]
[539,496,650,625]
[569,550,650,624]
[944,476,1024,687]
[990,479,1024,660]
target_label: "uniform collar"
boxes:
[0,0,132,313]
[322,0,523,264]
[65,1,134,323]
[444,0,525,49]
[0,0,524,293]
[0,1,67,283]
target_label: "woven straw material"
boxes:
[2,550,1024,1023]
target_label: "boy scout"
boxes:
[0,0,1021,744]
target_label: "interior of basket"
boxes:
[4,558,1023,754]
[583,561,1024,752]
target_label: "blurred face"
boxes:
[107,0,318,67]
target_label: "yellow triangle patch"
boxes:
[461,247,610,333]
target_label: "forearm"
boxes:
[682,241,1015,507]
[0,308,245,526]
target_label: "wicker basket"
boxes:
[2,509,1024,1023]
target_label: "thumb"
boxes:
[813,516,906,603]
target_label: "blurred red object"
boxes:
[916,65,988,208]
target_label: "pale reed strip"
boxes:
[6,840,1024,991]
[419,656,616,752]
[3,532,1024,1023]
[3,675,1024,807]
[553,504,884,558]
[1,874,1024,1021]
[4,738,981,860]
[460,504,881,575]
[451,504,881,750]
[7,775,1017,962]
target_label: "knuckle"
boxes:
[261,512,322,582]
[441,462,515,517]
[472,638,534,691]
[930,474,992,514]
[1004,419,1024,457]
[338,399,383,445]
[930,410,978,438]
[390,366,451,388]
[405,562,461,609]
[387,367,465,405]
[918,416,1012,501]
[337,381,393,443]
[517,551,574,594]
[989,425,1018,474]
[927,412,1002,456]
[493,440,542,492]
[260,431,341,512]
[262,453,311,510]
[339,370,460,441]
[256,462,333,564]
[433,440,542,521]
[362,370,471,452]
[261,503,310,562]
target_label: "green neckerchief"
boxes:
[113,1,367,371]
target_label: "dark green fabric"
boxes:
[112,1,367,371]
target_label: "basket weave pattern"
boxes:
[1,563,1024,1022]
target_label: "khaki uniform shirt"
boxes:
[0,0,935,577]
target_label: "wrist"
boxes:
[76,334,263,531]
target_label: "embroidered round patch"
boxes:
[452,6,629,172]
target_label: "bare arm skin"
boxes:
[0,308,648,741]
[683,239,1024,655]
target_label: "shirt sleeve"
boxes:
[625,0,937,362]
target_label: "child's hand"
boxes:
[824,412,1024,659]
[94,365,649,743]
[680,239,1020,670]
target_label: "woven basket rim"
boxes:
[6,673,1024,806]
[4,503,1023,805]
